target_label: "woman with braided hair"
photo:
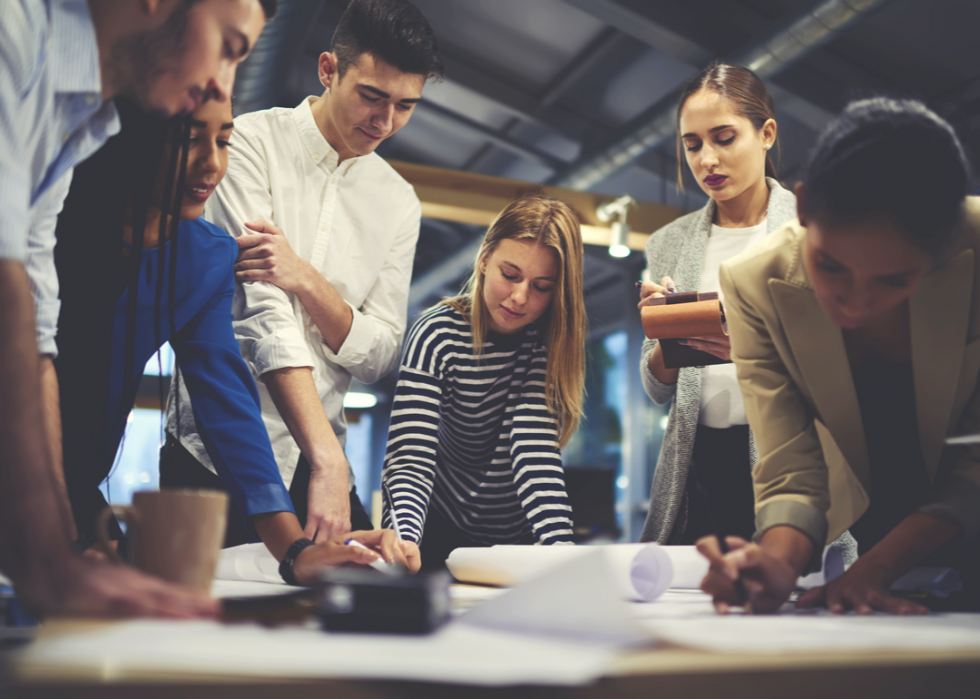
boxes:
[53,98,416,584]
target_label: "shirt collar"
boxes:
[49,0,102,98]
[294,97,364,175]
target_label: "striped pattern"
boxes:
[382,305,574,546]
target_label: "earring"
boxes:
[764,144,770,150]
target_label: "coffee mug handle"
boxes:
[96,504,139,565]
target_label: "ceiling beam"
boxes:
[389,159,682,251]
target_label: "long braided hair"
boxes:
[54,98,191,537]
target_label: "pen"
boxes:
[344,538,398,574]
[381,481,403,542]
[716,534,751,612]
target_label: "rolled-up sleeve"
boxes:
[25,174,71,356]
[720,262,828,573]
[204,128,317,379]
[316,196,420,384]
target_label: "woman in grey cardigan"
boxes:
[638,63,795,546]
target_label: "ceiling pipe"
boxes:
[552,0,894,191]
[232,0,325,116]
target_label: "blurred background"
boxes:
[114,0,980,543]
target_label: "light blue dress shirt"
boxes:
[0,0,120,355]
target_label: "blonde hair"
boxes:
[442,194,586,448]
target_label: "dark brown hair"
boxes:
[676,61,779,187]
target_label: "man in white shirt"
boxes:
[0,0,272,619]
[164,0,443,545]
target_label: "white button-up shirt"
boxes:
[169,97,421,489]
[1,0,120,355]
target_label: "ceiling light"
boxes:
[343,392,378,410]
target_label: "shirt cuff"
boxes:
[246,326,316,377]
[35,296,61,357]
[754,500,828,575]
[318,302,374,367]
[239,483,296,526]
[917,472,980,541]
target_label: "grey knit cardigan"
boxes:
[637,180,858,564]
[638,180,795,544]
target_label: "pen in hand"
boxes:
[381,481,403,542]
[716,534,752,613]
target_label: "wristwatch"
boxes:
[278,537,316,586]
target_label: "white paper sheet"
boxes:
[19,618,620,686]
[459,550,655,645]
[646,612,980,653]
[214,543,283,584]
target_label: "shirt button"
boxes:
[62,132,69,142]
[85,95,95,105]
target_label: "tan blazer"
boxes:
[719,198,980,563]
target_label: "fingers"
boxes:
[236,233,266,250]
[243,220,283,235]
[660,276,676,293]
[399,541,422,574]
[795,586,826,609]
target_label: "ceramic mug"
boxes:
[97,489,228,594]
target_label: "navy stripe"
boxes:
[382,305,574,545]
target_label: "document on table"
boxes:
[645,611,980,653]
[19,619,621,686]
[447,543,845,600]
[214,543,284,584]
[21,551,651,686]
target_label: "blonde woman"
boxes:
[382,194,587,569]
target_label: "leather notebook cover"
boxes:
[640,291,730,369]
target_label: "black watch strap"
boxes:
[279,537,315,586]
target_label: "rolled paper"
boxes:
[641,299,727,339]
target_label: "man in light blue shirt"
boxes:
[0,0,272,619]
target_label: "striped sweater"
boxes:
[382,304,575,545]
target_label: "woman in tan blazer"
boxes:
[701,98,980,614]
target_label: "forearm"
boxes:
[759,525,815,578]
[0,262,73,582]
[262,367,347,475]
[860,512,960,581]
[296,269,353,355]
[250,512,307,561]
[39,356,76,541]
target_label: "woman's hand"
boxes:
[359,529,422,574]
[637,276,676,309]
[697,535,799,614]
[291,529,422,584]
[235,220,314,293]
[679,335,732,361]
[796,556,928,615]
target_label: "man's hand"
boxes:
[19,556,219,620]
[697,535,799,614]
[235,220,314,294]
[306,467,352,542]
